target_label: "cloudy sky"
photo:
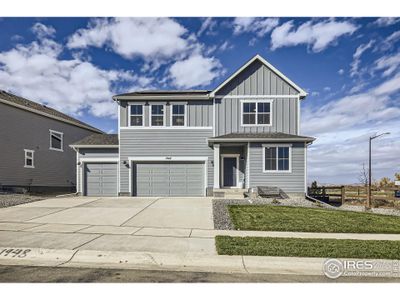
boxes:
[0,17,399,184]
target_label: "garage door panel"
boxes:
[84,163,117,197]
[135,162,204,196]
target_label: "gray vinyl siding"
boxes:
[119,100,213,128]
[119,128,213,194]
[215,97,298,136]
[0,102,97,188]
[249,142,305,193]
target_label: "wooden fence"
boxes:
[307,185,400,207]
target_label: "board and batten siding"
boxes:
[119,128,214,194]
[76,148,119,193]
[214,59,300,136]
[249,142,305,194]
[119,100,213,127]
[0,102,97,188]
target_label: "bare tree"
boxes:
[358,163,369,187]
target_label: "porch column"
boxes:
[213,144,220,189]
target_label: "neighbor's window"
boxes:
[242,101,271,125]
[151,105,164,126]
[264,146,290,172]
[130,104,143,126]
[49,130,63,151]
[24,149,34,168]
[171,104,185,126]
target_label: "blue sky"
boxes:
[0,17,399,184]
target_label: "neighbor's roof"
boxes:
[0,90,102,133]
[208,132,315,143]
[113,90,211,101]
[71,134,119,148]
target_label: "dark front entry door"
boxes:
[223,157,237,187]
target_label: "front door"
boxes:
[222,157,237,187]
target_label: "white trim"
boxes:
[128,103,144,127]
[24,149,35,168]
[221,154,240,188]
[209,138,313,143]
[240,99,273,127]
[71,145,119,148]
[120,126,212,130]
[210,54,307,98]
[262,144,292,173]
[213,144,220,189]
[49,129,64,152]
[170,103,187,127]
[246,142,250,189]
[149,104,166,127]
[128,156,208,197]
[297,95,301,135]
[79,158,119,163]
[114,95,210,101]
[212,97,216,137]
[304,142,307,193]
[118,103,121,195]
[75,149,79,193]
[215,95,299,99]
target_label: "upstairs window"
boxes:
[49,130,63,151]
[24,149,34,168]
[263,145,291,172]
[130,105,143,126]
[242,101,271,126]
[171,104,186,126]
[151,105,165,126]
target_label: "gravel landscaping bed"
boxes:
[0,194,50,208]
[213,197,400,230]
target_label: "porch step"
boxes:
[213,188,247,199]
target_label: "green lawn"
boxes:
[215,236,400,259]
[228,205,400,234]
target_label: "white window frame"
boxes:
[24,149,35,168]
[170,103,187,127]
[129,104,144,127]
[149,104,166,127]
[262,144,292,173]
[240,99,273,127]
[49,130,64,152]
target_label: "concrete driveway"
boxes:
[0,196,216,255]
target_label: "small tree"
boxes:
[395,173,400,181]
[378,177,394,188]
[310,181,320,195]
[358,163,369,187]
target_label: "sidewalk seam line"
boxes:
[56,249,80,267]
[119,198,162,227]
[241,256,249,274]
[72,234,104,250]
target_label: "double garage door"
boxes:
[84,163,118,196]
[134,162,205,197]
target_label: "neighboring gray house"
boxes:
[0,91,103,193]
[71,54,315,197]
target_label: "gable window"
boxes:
[263,145,291,172]
[49,130,63,151]
[242,100,271,126]
[24,149,34,168]
[151,104,165,126]
[130,104,143,126]
[171,104,186,126]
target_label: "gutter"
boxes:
[69,145,119,149]
[112,95,211,101]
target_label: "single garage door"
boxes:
[135,162,204,196]
[84,163,118,196]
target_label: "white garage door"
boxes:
[134,162,204,196]
[84,163,118,196]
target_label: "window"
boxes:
[263,145,291,172]
[49,130,63,151]
[242,101,271,126]
[24,149,34,168]
[171,104,186,126]
[151,104,165,126]
[129,105,143,126]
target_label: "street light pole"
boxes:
[367,132,390,209]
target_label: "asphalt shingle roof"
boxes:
[212,132,315,141]
[114,90,211,97]
[71,134,119,146]
[0,90,102,133]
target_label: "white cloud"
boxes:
[31,23,56,39]
[303,74,400,184]
[311,91,320,96]
[67,18,190,62]
[350,40,374,77]
[323,86,331,92]
[374,53,400,77]
[271,19,358,52]
[0,24,148,119]
[169,54,224,88]
[373,17,400,27]
[233,17,279,37]
[219,41,234,52]
[198,17,217,36]
[338,68,344,75]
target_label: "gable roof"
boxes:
[210,54,308,99]
[71,134,119,148]
[0,90,103,133]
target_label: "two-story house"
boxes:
[0,91,103,193]
[71,54,315,197]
